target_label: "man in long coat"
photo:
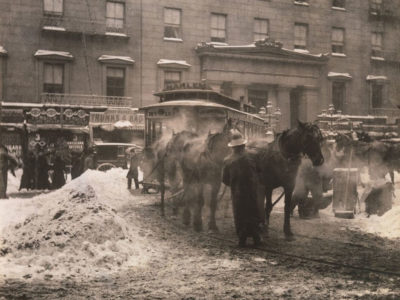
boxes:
[127,149,140,189]
[82,147,96,172]
[222,131,262,247]
[0,144,18,199]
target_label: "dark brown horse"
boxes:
[249,121,324,238]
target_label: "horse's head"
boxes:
[298,121,324,166]
[205,130,232,163]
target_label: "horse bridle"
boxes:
[277,131,302,162]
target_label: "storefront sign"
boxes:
[0,109,24,123]
[90,110,145,129]
[163,81,211,91]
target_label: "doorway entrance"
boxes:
[290,88,302,128]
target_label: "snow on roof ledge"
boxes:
[43,26,66,32]
[157,59,191,68]
[0,46,8,55]
[114,120,134,128]
[98,55,135,64]
[366,75,388,81]
[281,47,325,58]
[328,72,352,79]
[34,50,73,59]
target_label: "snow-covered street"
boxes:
[0,169,400,299]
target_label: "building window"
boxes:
[164,71,181,88]
[254,18,269,42]
[332,81,345,112]
[332,27,345,54]
[211,13,227,43]
[332,0,345,8]
[43,63,64,93]
[220,81,233,97]
[164,8,182,39]
[43,0,63,16]
[371,32,383,57]
[294,23,308,50]
[106,1,125,31]
[106,67,125,97]
[370,0,383,14]
[371,83,383,108]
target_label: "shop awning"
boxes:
[28,124,89,133]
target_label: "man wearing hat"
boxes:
[222,130,262,247]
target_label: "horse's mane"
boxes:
[205,132,225,151]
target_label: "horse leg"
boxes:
[182,182,191,226]
[208,181,221,232]
[264,188,273,237]
[158,165,165,217]
[389,169,395,184]
[284,187,294,239]
[193,183,204,232]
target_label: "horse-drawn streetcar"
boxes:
[141,86,266,147]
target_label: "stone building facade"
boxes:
[1,0,399,130]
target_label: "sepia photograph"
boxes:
[0,0,400,299]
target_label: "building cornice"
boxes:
[195,38,329,65]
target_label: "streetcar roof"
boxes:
[140,100,265,121]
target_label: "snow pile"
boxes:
[0,169,155,280]
[363,206,400,239]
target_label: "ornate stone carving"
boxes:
[254,37,283,49]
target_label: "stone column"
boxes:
[304,88,320,122]
[276,86,291,131]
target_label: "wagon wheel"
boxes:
[97,163,116,172]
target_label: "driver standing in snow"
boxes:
[127,148,140,190]
[222,131,262,247]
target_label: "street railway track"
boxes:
[140,201,400,279]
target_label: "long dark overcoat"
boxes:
[127,154,139,179]
[222,151,261,236]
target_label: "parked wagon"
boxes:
[93,142,142,171]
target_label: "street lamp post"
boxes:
[274,107,281,132]
[266,101,273,131]
[328,104,335,131]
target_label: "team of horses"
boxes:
[141,120,399,239]
[142,120,325,239]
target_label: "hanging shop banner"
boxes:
[90,110,145,130]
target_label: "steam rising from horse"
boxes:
[143,123,232,231]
